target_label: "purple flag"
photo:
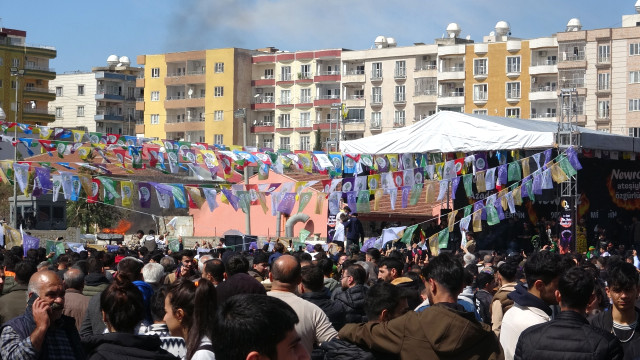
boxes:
[149,182,174,209]
[361,237,378,253]
[222,189,241,212]
[138,182,152,208]
[401,186,410,208]
[341,177,355,193]
[474,152,488,171]
[35,167,52,196]
[532,173,543,195]
[451,177,460,200]
[346,191,357,212]
[276,192,296,215]
[566,147,582,170]
[494,197,505,221]
[473,201,486,221]
[375,155,389,173]
[497,164,508,186]
[543,149,553,165]
[23,233,40,257]
[521,175,531,198]
[414,168,424,185]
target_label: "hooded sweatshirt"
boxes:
[499,283,552,360]
[84,333,177,360]
[338,302,503,360]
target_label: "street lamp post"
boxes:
[10,67,24,229]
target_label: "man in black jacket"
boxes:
[344,213,365,251]
[334,264,368,324]
[590,261,640,359]
[299,265,346,331]
[515,267,623,360]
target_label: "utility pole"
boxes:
[10,67,24,229]
[235,107,251,235]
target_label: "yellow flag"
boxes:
[72,130,85,143]
[78,174,92,196]
[429,234,439,256]
[473,210,482,232]
[425,182,435,203]
[258,191,269,214]
[550,163,569,183]
[120,181,134,208]
[4,224,22,248]
[499,189,509,210]
[476,171,486,192]
[314,193,325,215]
[185,186,205,208]
[447,210,458,232]
[77,146,92,161]
[521,159,530,178]
[513,187,523,206]
[0,167,9,184]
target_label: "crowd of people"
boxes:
[1,223,640,360]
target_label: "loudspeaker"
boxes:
[224,235,244,250]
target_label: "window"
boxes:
[473,109,488,115]
[214,110,224,121]
[630,128,640,137]
[598,73,610,90]
[372,62,382,79]
[280,66,291,81]
[214,86,224,97]
[473,84,488,101]
[263,138,273,149]
[279,114,290,128]
[0,58,3,66]
[598,45,610,63]
[506,82,521,99]
[151,91,160,101]
[394,85,406,102]
[77,85,85,96]
[12,58,19,67]
[300,112,311,127]
[77,106,84,117]
[473,58,488,76]
[631,43,640,56]
[150,114,159,124]
[598,100,610,118]
[279,136,290,150]
[372,87,382,103]
[300,88,311,103]
[11,81,17,89]
[214,134,224,145]
[55,107,63,118]
[346,108,364,121]
[395,61,406,78]
[300,136,311,151]
[371,112,381,129]
[0,80,2,88]
[215,62,224,73]
[151,68,160,78]
[630,71,640,84]
[506,56,521,74]
[55,86,63,96]
[630,99,640,111]
[264,68,274,79]
[394,110,405,127]
[300,64,311,79]
[280,90,291,104]
[506,108,521,118]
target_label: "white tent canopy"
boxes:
[340,111,638,154]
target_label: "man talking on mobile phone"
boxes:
[0,270,85,359]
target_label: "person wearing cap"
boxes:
[586,246,598,259]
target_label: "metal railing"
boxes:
[279,99,293,105]
[394,69,406,78]
[370,119,382,129]
[439,91,464,97]
[254,96,275,104]
[25,64,55,72]
[474,93,488,101]
[299,96,313,103]
[297,72,313,79]
[393,119,405,127]
[347,95,365,100]
[24,87,54,94]
[371,70,383,80]
[532,59,558,66]
[394,94,406,102]
[167,70,205,77]
[317,94,340,100]
[415,63,437,71]
[346,69,365,75]
[531,112,557,119]
[24,108,55,115]
[530,85,557,92]
[560,51,585,61]
[441,65,464,72]
[371,95,383,104]
[414,89,437,96]
[506,90,521,99]
[598,56,610,64]
[317,70,341,76]
[254,121,274,127]
[278,74,293,81]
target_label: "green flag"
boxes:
[292,241,306,251]
[463,174,473,197]
[299,229,311,243]
[524,179,534,203]
[237,191,251,214]
[356,190,371,213]
[409,184,423,206]
[438,228,449,249]
[45,240,56,255]
[507,161,522,182]
[98,177,120,199]
[463,204,472,218]
[298,192,313,213]
[486,204,500,226]
[170,184,187,208]
[557,155,577,177]
[400,224,419,244]
[168,237,180,253]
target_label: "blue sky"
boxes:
[2,0,637,73]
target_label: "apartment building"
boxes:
[249,48,342,151]
[49,55,143,135]
[0,27,56,125]
[138,48,253,145]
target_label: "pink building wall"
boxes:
[190,173,328,238]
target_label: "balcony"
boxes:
[343,119,365,133]
[314,70,340,83]
[473,68,488,81]
[277,99,294,109]
[136,98,145,111]
[313,119,339,130]
[595,86,611,97]
[370,119,382,131]
[344,95,365,107]
[529,86,557,101]
[313,95,340,108]
[95,90,125,102]
[276,74,294,86]
[136,77,145,88]
[558,50,586,70]
[414,114,430,123]
[252,76,276,86]
[164,70,206,86]
[296,97,313,108]
[413,89,437,104]
[393,94,406,105]
[437,91,465,106]
[370,95,383,106]
[439,65,465,81]
[23,64,56,80]
[343,70,365,84]
[559,78,585,89]
[506,67,521,79]
[414,63,437,78]
[473,93,488,105]
[164,95,205,109]
[276,120,294,132]
[393,119,406,128]
[296,72,314,84]
[94,113,124,122]
[23,87,56,101]
[506,90,521,103]
[165,121,205,133]
[251,121,275,134]
[370,70,383,82]
[529,60,558,75]
[530,112,557,121]
[596,56,611,69]
[394,69,407,80]
[251,96,275,110]
[23,107,55,123]
[296,120,313,132]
